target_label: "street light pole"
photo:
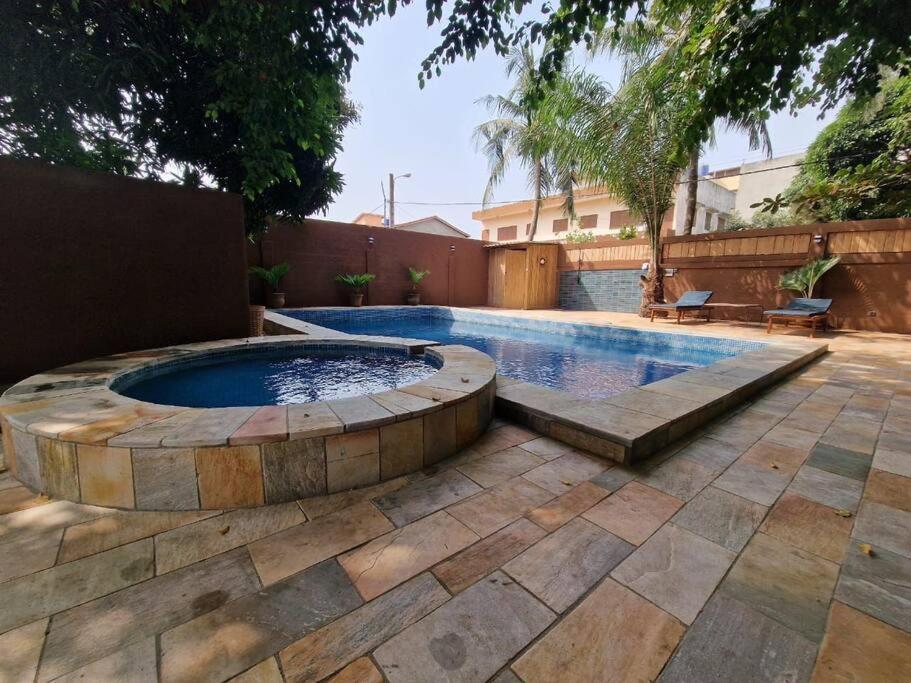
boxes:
[388,172,395,228]
[388,172,411,228]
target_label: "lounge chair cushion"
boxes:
[650,291,714,310]
[764,298,833,317]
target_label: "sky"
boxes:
[323,4,841,237]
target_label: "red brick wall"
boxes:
[249,219,489,307]
[0,159,249,383]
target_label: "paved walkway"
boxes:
[1,317,910,682]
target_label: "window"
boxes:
[525,223,531,235]
[609,209,638,229]
[552,218,569,233]
[481,229,490,241]
[716,215,727,231]
[497,225,517,241]
[579,214,598,229]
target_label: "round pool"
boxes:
[113,346,440,408]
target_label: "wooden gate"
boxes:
[486,243,559,309]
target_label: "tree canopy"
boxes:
[417,0,909,145]
[1,0,384,232]
[781,75,911,222]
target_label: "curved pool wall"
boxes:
[0,336,496,511]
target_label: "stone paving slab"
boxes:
[457,446,544,488]
[806,443,872,481]
[812,602,911,682]
[159,559,362,683]
[248,501,393,585]
[865,468,911,512]
[713,460,791,507]
[657,592,817,683]
[339,510,478,601]
[39,547,260,681]
[512,577,684,682]
[520,450,609,494]
[525,481,609,532]
[787,464,864,512]
[229,657,283,683]
[155,503,304,575]
[432,518,547,594]
[0,538,154,634]
[374,571,555,682]
[759,493,853,563]
[0,524,63,583]
[835,542,911,634]
[612,523,736,624]
[583,481,682,545]
[722,532,839,642]
[447,476,555,537]
[279,573,450,682]
[58,508,216,564]
[50,637,157,683]
[671,486,767,553]
[0,618,47,683]
[326,657,384,683]
[637,455,716,501]
[504,518,633,613]
[373,468,483,527]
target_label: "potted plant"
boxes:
[335,273,376,307]
[407,267,430,305]
[778,256,841,298]
[249,262,290,309]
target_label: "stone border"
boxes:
[496,342,828,463]
[0,336,496,510]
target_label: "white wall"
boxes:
[734,153,804,219]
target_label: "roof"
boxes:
[352,212,385,227]
[393,215,470,238]
[471,185,616,221]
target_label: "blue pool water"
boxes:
[116,347,437,407]
[284,308,758,399]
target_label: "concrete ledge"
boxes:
[496,340,828,464]
[0,337,495,510]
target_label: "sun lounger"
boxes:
[764,298,833,337]
[649,290,714,323]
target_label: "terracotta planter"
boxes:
[248,305,265,337]
[406,292,421,305]
[267,292,285,309]
[349,292,364,307]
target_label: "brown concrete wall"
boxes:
[249,219,489,307]
[0,158,249,383]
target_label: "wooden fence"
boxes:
[553,218,911,333]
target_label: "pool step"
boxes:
[494,341,828,464]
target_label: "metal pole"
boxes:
[388,172,395,228]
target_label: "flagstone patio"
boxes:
[1,317,910,682]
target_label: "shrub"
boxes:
[249,263,290,290]
[335,273,376,291]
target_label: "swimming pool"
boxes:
[282,307,765,400]
[114,346,438,408]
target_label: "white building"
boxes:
[473,153,804,242]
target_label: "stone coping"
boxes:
[495,341,829,464]
[0,336,496,510]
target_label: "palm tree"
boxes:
[592,16,773,234]
[547,67,690,313]
[474,46,575,241]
